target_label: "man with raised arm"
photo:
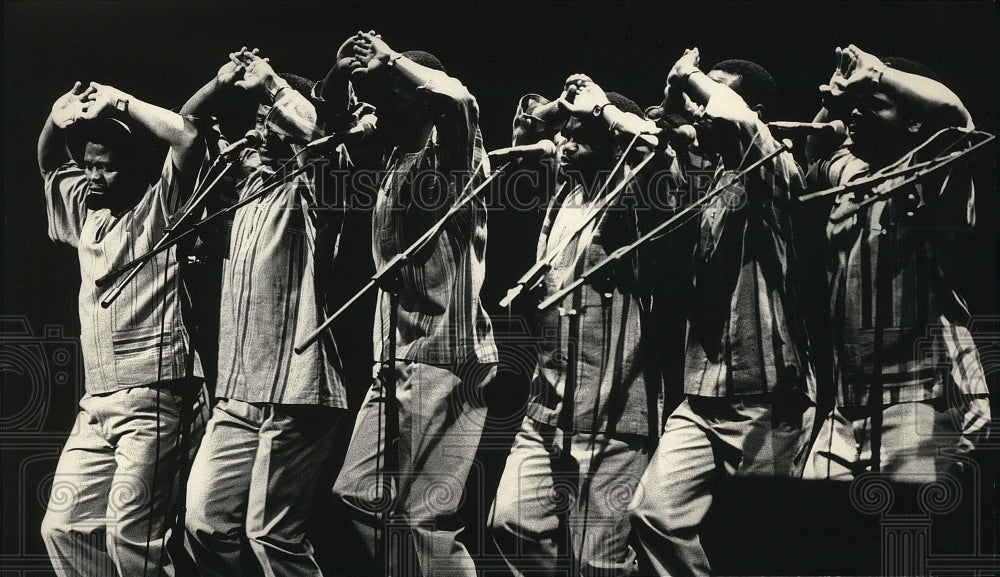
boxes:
[38,81,203,577]
[327,32,497,577]
[803,44,991,480]
[181,49,348,577]
[629,48,816,577]
[489,75,665,577]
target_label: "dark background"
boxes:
[3,1,997,575]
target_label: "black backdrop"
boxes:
[3,2,997,575]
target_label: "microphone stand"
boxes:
[293,160,509,353]
[290,157,503,577]
[538,141,791,312]
[97,154,233,306]
[499,134,653,307]
[98,150,327,308]
[376,286,400,577]
[798,129,994,208]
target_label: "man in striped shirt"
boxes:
[803,45,991,481]
[38,81,204,577]
[181,49,348,577]
[489,78,664,577]
[328,32,497,577]
[629,49,816,577]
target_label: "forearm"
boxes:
[122,93,198,148]
[388,52,475,113]
[513,94,564,146]
[268,85,320,146]
[878,66,973,129]
[180,77,227,119]
[599,104,659,139]
[677,68,720,107]
[38,115,69,174]
[319,68,352,119]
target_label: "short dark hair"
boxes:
[881,56,941,82]
[402,50,445,73]
[278,72,316,99]
[709,59,777,111]
[576,91,642,148]
[66,117,133,163]
[606,91,643,117]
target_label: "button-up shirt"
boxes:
[44,156,201,393]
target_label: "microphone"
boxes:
[306,114,378,148]
[488,139,557,162]
[219,129,263,157]
[767,120,848,138]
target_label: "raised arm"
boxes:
[180,47,251,123]
[82,83,197,150]
[232,51,320,148]
[559,74,660,142]
[667,48,770,169]
[38,81,92,174]
[352,32,477,164]
[827,44,972,130]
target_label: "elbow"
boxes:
[944,101,975,130]
[450,83,476,111]
[174,119,199,149]
[427,73,476,112]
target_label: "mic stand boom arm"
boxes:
[97,152,326,308]
[293,160,509,354]
[499,134,653,308]
[538,142,790,312]
[824,131,995,223]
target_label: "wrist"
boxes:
[870,62,887,86]
[592,101,614,119]
[264,75,291,103]
[385,51,405,67]
[678,65,702,83]
[113,93,131,115]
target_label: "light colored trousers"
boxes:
[185,398,340,577]
[490,417,653,577]
[805,399,970,482]
[630,394,814,577]
[331,360,495,577]
[41,384,205,577]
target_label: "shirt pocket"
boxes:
[112,324,176,384]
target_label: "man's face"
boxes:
[350,69,424,136]
[554,117,611,181]
[690,69,743,154]
[848,89,907,163]
[254,103,293,166]
[83,142,125,209]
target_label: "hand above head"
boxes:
[216,46,259,87]
[79,82,131,120]
[557,74,610,116]
[353,30,398,73]
[333,32,368,75]
[50,81,93,128]
[667,47,701,87]
[823,44,886,98]
[232,51,278,92]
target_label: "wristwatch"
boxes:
[113,97,129,114]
